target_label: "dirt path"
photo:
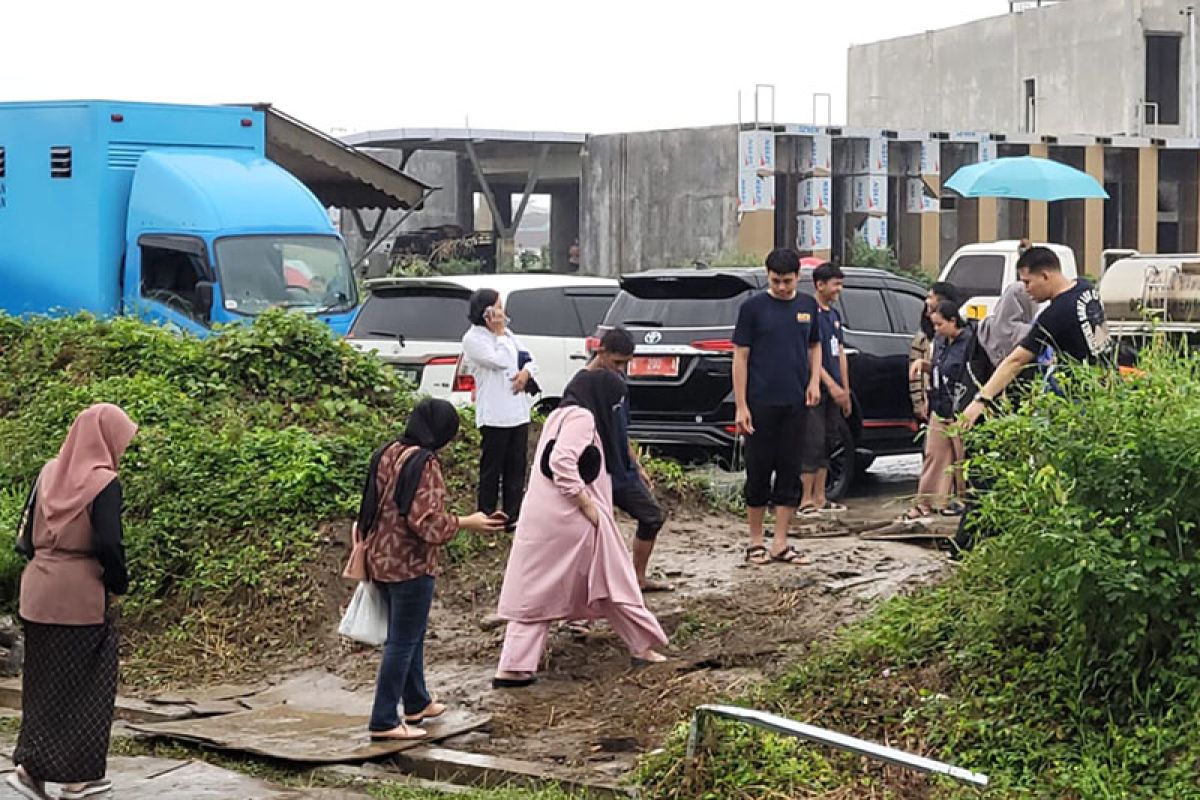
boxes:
[323,456,950,781]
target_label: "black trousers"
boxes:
[613,479,666,542]
[478,424,529,524]
[743,404,804,508]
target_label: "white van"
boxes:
[938,241,1078,320]
[347,274,619,407]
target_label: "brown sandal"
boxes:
[900,506,933,523]
[745,544,771,565]
[770,545,811,565]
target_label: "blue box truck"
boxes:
[0,100,362,335]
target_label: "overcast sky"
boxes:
[7,0,1007,136]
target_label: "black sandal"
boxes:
[770,545,810,565]
[492,675,537,689]
[745,544,771,566]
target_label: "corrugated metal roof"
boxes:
[264,107,432,210]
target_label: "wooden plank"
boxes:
[0,678,192,723]
[129,704,489,764]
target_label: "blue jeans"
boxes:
[368,575,435,731]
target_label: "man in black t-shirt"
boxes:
[800,262,851,515]
[732,248,822,566]
[962,246,1111,428]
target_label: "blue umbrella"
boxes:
[944,155,1109,201]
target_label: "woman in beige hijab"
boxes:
[9,404,137,800]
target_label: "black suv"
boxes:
[596,266,927,498]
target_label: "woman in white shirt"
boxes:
[461,289,537,532]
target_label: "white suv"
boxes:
[347,274,619,406]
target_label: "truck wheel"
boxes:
[825,415,856,502]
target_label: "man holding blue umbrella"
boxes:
[961,245,1112,428]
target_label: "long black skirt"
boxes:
[13,615,118,783]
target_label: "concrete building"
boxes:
[581,125,744,276]
[341,128,584,274]
[339,148,466,272]
[576,122,1200,278]
[346,1,1200,279]
[848,0,1200,138]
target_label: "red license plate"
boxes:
[629,356,679,378]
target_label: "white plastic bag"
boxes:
[338,581,388,646]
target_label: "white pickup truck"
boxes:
[938,240,1078,320]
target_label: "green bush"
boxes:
[845,236,932,287]
[0,312,483,642]
[641,347,1200,797]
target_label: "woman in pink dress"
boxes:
[492,369,668,687]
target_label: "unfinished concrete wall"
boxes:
[581,126,740,276]
[848,0,1194,137]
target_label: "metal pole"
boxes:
[688,704,989,788]
[1190,6,1197,137]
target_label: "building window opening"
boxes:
[1146,33,1181,126]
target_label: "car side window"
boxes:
[885,290,926,334]
[506,288,578,337]
[568,291,617,337]
[838,287,892,333]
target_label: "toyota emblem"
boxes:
[644,331,663,344]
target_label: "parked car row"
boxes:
[347,267,929,498]
[596,266,927,497]
[346,274,619,407]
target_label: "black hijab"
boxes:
[558,368,627,475]
[920,306,935,339]
[357,398,460,535]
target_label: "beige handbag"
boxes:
[342,522,369,582]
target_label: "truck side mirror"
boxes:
[196,281,215,318]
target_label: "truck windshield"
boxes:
[214,235,358,316]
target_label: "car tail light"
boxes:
[691,339,736,352]
[450,355,476,394]
[426,355,458,366]
[585,336,602,353]
[723,424,739,434]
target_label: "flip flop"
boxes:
[404,700,446,724]
[5,771,49,800]
[797,504,821,518]
[640,578,675,593]
[820,501,848,513]
[369,722,427,741]
[770,545,811,565]
[563,620,592,637]
[59,780,113,799]
[631,653,669,668]
[898,507,933,524]
[745,544,771,566]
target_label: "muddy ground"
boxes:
[310,455,953,782]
